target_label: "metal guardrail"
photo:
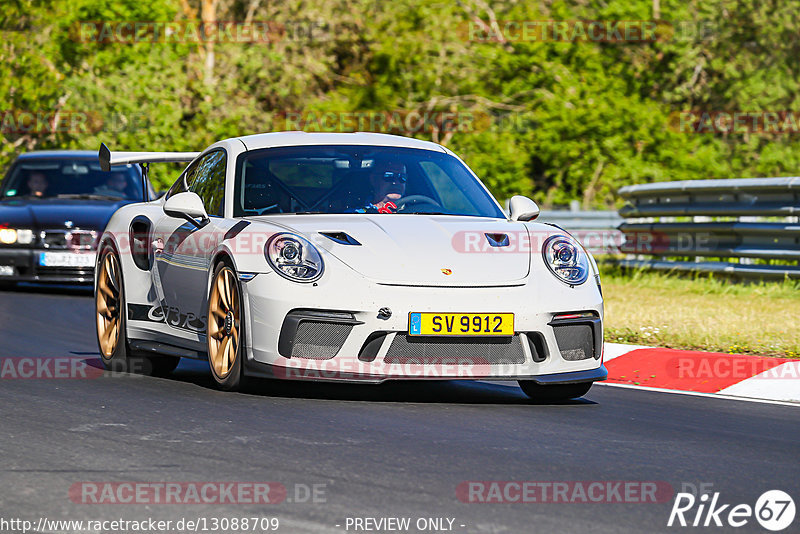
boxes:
[536,210,623,255]
[617,177,800,279]
[537,210,623,230]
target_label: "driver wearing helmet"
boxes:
[354,160,407,213]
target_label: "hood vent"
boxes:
[320,231,361,246]
[485,233,510,247]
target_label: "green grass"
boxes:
[599,263,800,358]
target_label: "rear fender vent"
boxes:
[129,217,152,271]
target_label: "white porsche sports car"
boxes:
[94,132,606,400]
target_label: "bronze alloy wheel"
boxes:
[208,266,240,379]
[96,251,122,358]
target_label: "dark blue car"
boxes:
[0,150,153,285]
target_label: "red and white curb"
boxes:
[603,342,800,404]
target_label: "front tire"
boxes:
[207,262,246,391]
[518,381,592,402]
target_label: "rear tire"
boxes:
[96,247,132,372]
[518,381,592,402]
[207,262,246,391]
[95,247,179,376]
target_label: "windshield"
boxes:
[1,158,144,201]
[233,145,505,218]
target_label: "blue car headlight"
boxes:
[0,228,34,245]
[265,233,324,283]
[543,235,589,285]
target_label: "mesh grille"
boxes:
[290,321,353,360]
[553,324,594,361]
[384,334,525,365]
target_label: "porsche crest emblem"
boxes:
[441,268,452,275]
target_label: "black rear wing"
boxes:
[98,142,200,202]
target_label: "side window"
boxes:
[166,159,201,199]
[189,150,227,217]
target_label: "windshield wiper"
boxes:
[57,194,125,201]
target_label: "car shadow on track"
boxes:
[235,379,598,406]
[0,283,93,297]
[83,357,597,406]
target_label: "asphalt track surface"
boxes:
[0,286,798,534]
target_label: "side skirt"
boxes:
[129,339,206,360]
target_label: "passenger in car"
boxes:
[94,173,129,198]
[27,172,49,198]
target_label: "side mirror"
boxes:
[163,192,209,228]
[509,195,540,221]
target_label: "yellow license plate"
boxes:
[408,313,514,336]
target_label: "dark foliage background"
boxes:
[2,0,798,206]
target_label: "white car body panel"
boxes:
[97,132,606,384]
[245,214,531,285]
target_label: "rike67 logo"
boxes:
[668,490,795,531]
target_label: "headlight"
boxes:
[265,233,324,283]
[0,228,17,244]
[0,228,33,245]
[543,235,589,285]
